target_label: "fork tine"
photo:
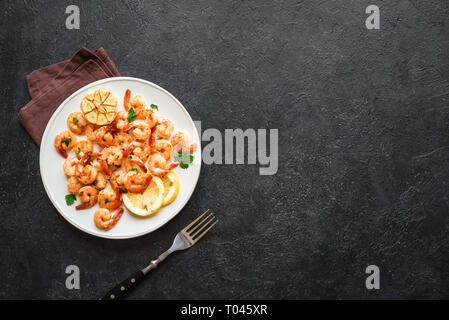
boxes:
[193,220,218,242]
[184,209,209,231]
[188,212,214,235]
[190,214,216,238]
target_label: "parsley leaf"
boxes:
[150,104,159,111]
[90,156,95,161]
[116,139,121,144]
[179,162,189,169]
[61,138,72,146]
[128,155,133,159]
[131,167,139,173]
[65,194,76,206]
[105,199,109,204]
[127,107,137,123]
[76,148,81,154]
[72,117,78,123]
[175,152,194,164]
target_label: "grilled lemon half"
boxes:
[123,176,164,217]
[80,89,117,125]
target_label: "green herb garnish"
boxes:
[179,162,189,169]
[76,148,81,154]
[72,117,78,123]
[116,139,121,144]
[127,107,137,123]
[65,194,76,206]
[128,155,133,159]
[150,104,159,111]
[61,138,72,146]
[131,167,139,174]
[90,156,95,161]
[114,156,119,161]
[105,199,109,204]
[174,152,194,169]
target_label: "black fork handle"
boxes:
[101,270,145,300]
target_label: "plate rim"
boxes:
[39,76,202,240]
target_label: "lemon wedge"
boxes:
[161,171,180,206]
[123,176,164,217]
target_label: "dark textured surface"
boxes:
[1,0,449,299]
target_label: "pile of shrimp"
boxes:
[54,89,196,231]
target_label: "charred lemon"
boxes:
[81,89,117,125]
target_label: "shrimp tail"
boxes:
[143,174,153,192]
[123,123,134,132]
[75,202,94,210]
[123,142,139,159]
[129,157,148,173]
[124,89,131,111]
[57,147,68,158]
[150,163,177,177]
[189,143,197,153]
[110,208,124,229]
[137,174,153,193]
[101,159,110,176]
[167,162,179,170]
[136,161,148,173]
[149,130,157,154]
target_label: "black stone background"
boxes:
[1,0,449,299]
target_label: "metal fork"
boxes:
[101,209,217,300]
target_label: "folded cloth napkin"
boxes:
[18,47,120,146]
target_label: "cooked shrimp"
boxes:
[101,146,123,166]
[123,142,151,162]
[63,157,81,176]
[132,144,151,162]
[155,118,174,139]
[124,89,145,114]
[124,120,151,141]
[74,139,93,158]
[67,176,83,194]
[170,131,197,153]
[76,186,98,210]
[54,130,77,158]
[110,168,127,191]
[76,164,98,185]
[124,171,152,193]
[94,172,108,190]
[79,151,104,174]
[95,126,116,148]
[148,153,178,177]
[114,132,134,150]
[122,157,148,173]
[98,188,122,210]
[138,109,158,128]
[152,139,173,160]
[113,111,128,131]
[85,124,97,141]
[67,112,88,135]
[94,208,124,231]
[91,159,103,173]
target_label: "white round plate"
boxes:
[40,77,201,239]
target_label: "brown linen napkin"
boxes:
[18,47,120,146]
